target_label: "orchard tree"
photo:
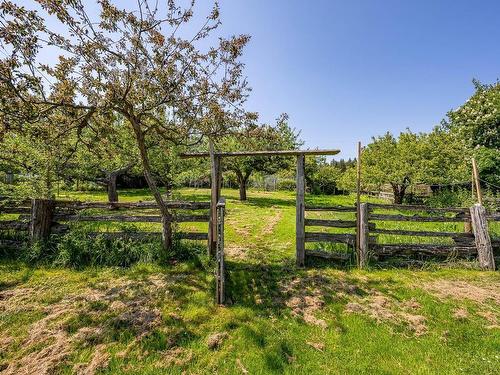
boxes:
[220,114,300,200]
[305,156,342,195]
[72,114,138,202]
[360,130,468,204]
[445,80,500,187]
[0,0,251,250]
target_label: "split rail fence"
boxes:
[0,198,211,247]
[300,202,499,270]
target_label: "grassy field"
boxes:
[0,188,499,374]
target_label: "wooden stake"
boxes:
[470,204,495,270]
[472,158,483,205]
[356,142,361,266]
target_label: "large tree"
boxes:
[0,0,251,250]
[445,80,500,188]
[358,130,468,204]
[71,114,138,203]
[220,114,300,200]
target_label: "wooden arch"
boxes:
[180,147,340,266]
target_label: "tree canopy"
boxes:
[0,0,252,249]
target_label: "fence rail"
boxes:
[301,201,497,270]
[0,198,210,247]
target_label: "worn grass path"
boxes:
[0,188,499,374]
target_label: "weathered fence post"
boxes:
[208,141,222,257]
[358,203,369,268]
[469,204,495,270]
[216,198,226,304]
[296,154,306,267]
[30,198,54,242]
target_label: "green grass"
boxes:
[0,188,499,374]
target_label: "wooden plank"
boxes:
[0,220,29,230]
[86,231,208,241]
[178,232,209,241]
[305,205,357,212]
[470,204,495,270]
[180,149,341,158]
[0,239,24,248]
[367,203,468,214]
[371,228,474,238]
[53,214,209,223]
[486,213,500,221]
[368,214,465,222]
[305,232,356,244]
[371,244,477,257]
[304,219,357,228]
[296,154,305,267]
[306,249,351,261]
[0,207,31,214]
[358,203,369,268]
[54,201,210,210]
[50,223,69,234]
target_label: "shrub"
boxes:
[425,188,474,208]
[277,178,296,191]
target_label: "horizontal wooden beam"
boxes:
[54,201,210,210]
[53,214,209,223]
[0,220,29,230]
[486,213,500,221]
[305,219,357,228]
[371,228,474,238]
[0,239,24,248]
[305,232,356,244]
[305,205,357,212]
[369,214,465,222]
[372,243,477,257]
[305,249,351,260]
[87,231,208,241]
[368,203,468,214]
[179,149,340,158]
[0,207,31,214]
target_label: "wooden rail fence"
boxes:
[299,201,498,270]
[303,204,358,262]
[0,198,211,246]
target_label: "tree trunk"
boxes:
[102,164,134,203]
[238,178,247,201]
[236,171,250,201]
[5,171,13,184]
[391,183,407,204]
[107,174,118,203]
[128,114,173,252]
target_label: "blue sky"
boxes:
[12,1,500,159]
[213,0,499,158]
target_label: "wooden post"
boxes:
[472,158,483,205]
[208,141,221,257]
[30,199,54,242]
[464,168,475,233]
[296,154,305,267]
[358,203,369,269]
[216,198,226,304]
[356,142,362,265]
[470,204,495,270]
